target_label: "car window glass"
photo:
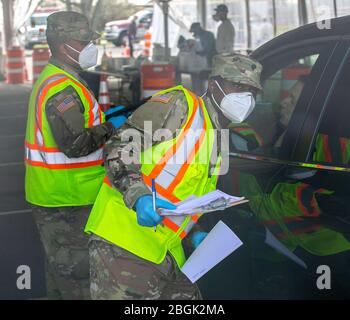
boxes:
[230,53,319,158]
[139,14,152,24]
[31,16,48,26]
[309,54,350,167]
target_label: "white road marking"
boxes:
[0,209,32,216]
[0,162,24,168]
[0,134,24,139]
[0,101,28,106]
[0,115,27,120]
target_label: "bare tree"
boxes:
[1,0,15,48]
[48,0,138,31]
[57,0,95,17]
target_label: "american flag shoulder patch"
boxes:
[56,96,76,113]
[150,93,174,104]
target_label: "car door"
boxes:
[275,40,350,298]
[233,40,350,299]
[198,39,341,299]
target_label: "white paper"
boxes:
[181,221,243,283]
[160,190,247,216]
[265,227,307,269]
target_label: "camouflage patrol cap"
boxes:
[210,53,263,91]
[46,11,100,42]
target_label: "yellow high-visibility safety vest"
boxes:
[85,86,221,268]
[25,63,106,207]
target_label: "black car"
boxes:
[199,15,350,299]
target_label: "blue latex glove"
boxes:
[108,115,127,129]
[191,231,208,249]
[104,105,125,116]
[134,195,176,227]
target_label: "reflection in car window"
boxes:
[311,56,350,167]
[230,54,319,158]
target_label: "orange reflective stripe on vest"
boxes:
[143,92,205,199]
[102,89,205,241]
[296,184,327,217]
[263,216,322,239]
[26,73,104,170]
[102,175,200,241]
[142,91,206,238]
[317,134,350,164]
[35,74,68,146]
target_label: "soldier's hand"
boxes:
[134,195,176,227]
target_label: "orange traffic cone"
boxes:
[98,74,111,112]
[143,32,152,57]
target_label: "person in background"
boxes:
[213,4,235,54]
[190,22,217,67]
[189,22,217,95]
[128,15,137,57]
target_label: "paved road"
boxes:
[0,83,46,299]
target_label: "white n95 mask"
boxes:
[212,80,256,123]
[65,42,98,70]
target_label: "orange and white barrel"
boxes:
[33,45,51,84]
[143,32,152,57]
[6,46,25,84]
[99,74,111,112]
[141,63,176,98]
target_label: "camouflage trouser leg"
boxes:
[32,205,92,300]
[89,237,202,300]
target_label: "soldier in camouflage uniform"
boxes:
[86,53,263,300]
[25,12,123,299]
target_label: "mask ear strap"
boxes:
[214,80,226,96]
[65,43,80,54]
[66,54,79,65]
[64,44,80,65]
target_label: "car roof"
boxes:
[252,15,350,60]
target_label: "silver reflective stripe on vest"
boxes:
[183,219,197,235]
[25,147,103,165]
[145,94,205,237]
[92,101,102,126]
[36,129,44,145]
[35,74,102,136]
[155,101,204,190]
[35,75,67,144]
[29,73,103,167]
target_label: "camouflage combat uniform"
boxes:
[88,53,263,300]
[89,236,202,300]
[29,12,115,300]
[89,92,222,300]
[32,205,92,300]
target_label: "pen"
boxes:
[152,179,157,232]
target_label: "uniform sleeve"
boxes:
[46,85,115,158]
[104,92,188,209]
